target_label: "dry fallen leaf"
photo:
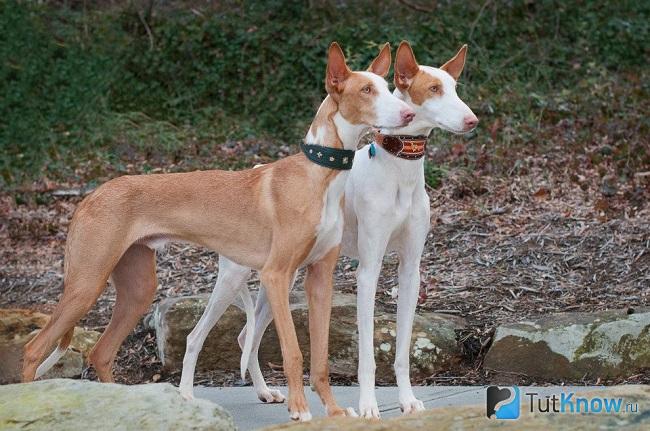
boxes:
[489,118,501,141]
[533,187,551,200]
[451,143,466,157]
[594,198,609,212]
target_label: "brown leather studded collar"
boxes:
[374,133,427,160]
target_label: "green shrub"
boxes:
[424,162,446,190]
[1,0,648,188]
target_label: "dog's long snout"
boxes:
[463,114,478,131]
[401,109,415,125]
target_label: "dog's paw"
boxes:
[289,410,312,422]
[257,388,286,403]
[179,388,195,401]
[326,406,358,417]
[345,407,359,417]
[400,397,425,415]
[358,398,380,419]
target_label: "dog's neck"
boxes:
[305,96,368,151]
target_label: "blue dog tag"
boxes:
[368,143,376,158]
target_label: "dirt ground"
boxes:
[1,137,649,388]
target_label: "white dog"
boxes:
[180,41,478,418]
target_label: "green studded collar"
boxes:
[300,143,355,170]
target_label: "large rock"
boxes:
[0,379,235,430]
[484,308,650,379]
[152,292,466,381]
[0,309,101,384]
[263,385,650,430]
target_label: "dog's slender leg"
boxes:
[239,289,281,403]
[237,274,297,404]
[304,246,355,417]
[179,256,251,399]
[88,244,157,382]
[23,212,131,382]
[23,272,111,382]
[34,327,74,379]
[356,225,392,419]
[394,229,428,414]
[260,263,310,421]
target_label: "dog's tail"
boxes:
[239,288,256,381]
[34,326,75,379]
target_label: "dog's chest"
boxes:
[374,161,422,223]
[304,173,347,264]
[392,180,419,219]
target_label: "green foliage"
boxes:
[1,0,648,187]
[424,162,446,190]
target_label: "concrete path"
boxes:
[195,385,600,430]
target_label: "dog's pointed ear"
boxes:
[367,42,391,77]
[394,41,419,91]
[326,42,351,96]
[440,44,467,81]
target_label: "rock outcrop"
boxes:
[152,292,466,381]
[0,379,236,431]
[0,309,100,383]
[484,308,650,379]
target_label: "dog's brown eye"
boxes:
[361,85,372,94]
[430,85,440,93]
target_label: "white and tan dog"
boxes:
[22,42,414,422]
[182,41,478,418]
